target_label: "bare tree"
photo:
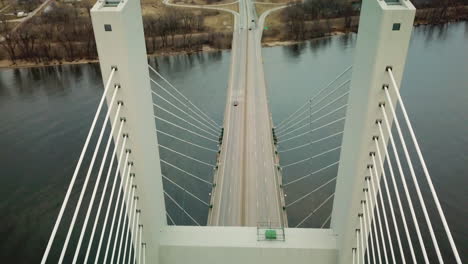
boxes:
[341,4,354,29]
[284,4,306,40]
[195,15,204,32]
[17,21,39,61]
[57,22,79,61]
[0,15,19,63]
[84,21,97,59]
[143,16,155,53]
[1,32,18,63]
[310,19,325,38]
[166,9,180,46]
[159,17,170,48]
[37,26,54,62]
[180,10,196,48]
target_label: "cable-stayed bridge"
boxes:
[38,0,463,263]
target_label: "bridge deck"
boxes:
[208,0,286,226]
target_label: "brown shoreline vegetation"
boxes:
[0,0,233,68]
[262,0,468,43]
[0,0,467,69]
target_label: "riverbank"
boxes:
[0,59,98,69]
[0,44,230,69]
[262,31,346,48]
[1,14,466,69]
[0,35,336,69]
[260,4,468,45]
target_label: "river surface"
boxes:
[0,22,466,262]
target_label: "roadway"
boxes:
[162,0,286,227]
[208,0,287,227]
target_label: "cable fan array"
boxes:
[351,67,461,264]
[274,66,352,228]
[41,68,148,264]
[149,64,221,226]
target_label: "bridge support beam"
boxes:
[91,0,166,263]
[331,0,415,263]
[160,226,337,264]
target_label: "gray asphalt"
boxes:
[208,0,287,227]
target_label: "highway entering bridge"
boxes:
[207,0,287,226]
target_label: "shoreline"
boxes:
[0,20,464,70]
[0,32,362,69]
[262,32,347,48]
[0,44,233,69]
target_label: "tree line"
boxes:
[282,0,356,41]
[1,4,98,64]
[413,0,468,24]
[0,5,232,65]
[280,0,468,41]
[143,9,231,54]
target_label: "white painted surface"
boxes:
[91,1,166,262]
[160,226,337,264]
[330,0,415,263]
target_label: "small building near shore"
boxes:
[16,11,28,17]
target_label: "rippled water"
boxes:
[0,22,466,262]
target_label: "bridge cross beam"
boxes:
[91,0,166,262]
[330,1,415,263]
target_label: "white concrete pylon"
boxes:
[91,0,166,262]
[330,1,416,263]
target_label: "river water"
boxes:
[0,22,466,262]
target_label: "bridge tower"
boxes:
[91,0,166,262]
[331,0,415,263]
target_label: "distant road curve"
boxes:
[257,4,286,39]
[0,0,53,41]
[8,0,53,24]
[162,0,240,30]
